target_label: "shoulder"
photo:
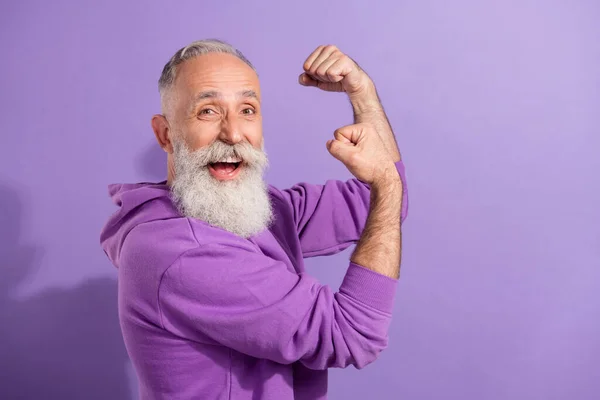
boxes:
[123,213,263,271]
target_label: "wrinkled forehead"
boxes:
[174,53,261,103]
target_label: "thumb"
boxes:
[298,73,318,87]
[326,139,356,162]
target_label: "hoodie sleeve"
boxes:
[275,160,408,258]
[158,242,398,370]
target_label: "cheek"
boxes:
[244,120,263,148]
[186,122,220,150]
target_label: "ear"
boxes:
[151,114,174,154]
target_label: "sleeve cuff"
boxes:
[339,262,398,314]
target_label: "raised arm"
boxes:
[278,45,409,257]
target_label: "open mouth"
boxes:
[207,160,243,180]
[208,161,242,172]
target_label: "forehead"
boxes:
[174,53,260,99]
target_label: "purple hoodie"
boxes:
[100,160,408,400]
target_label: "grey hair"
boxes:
[158,39,256,114]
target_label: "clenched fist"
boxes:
[326,123,398,186]
[298,45,372,97]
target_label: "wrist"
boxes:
[371,170,402,193]
[349,80,382,114]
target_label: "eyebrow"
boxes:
[188,90,259,113]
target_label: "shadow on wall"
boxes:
[0,184,132,400]
[135,141,167,182]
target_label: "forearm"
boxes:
[350,174,403,280]
[349,83,402,162]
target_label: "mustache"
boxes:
[173,139,268,168]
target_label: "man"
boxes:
[100,39,409,400]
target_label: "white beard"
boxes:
[169,138,274,239]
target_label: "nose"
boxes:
[218,113,243,145]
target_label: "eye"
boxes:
[241,108,255,115]
[198,108,216,115]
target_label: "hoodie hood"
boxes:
[100,181,180,268]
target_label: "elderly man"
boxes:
[100,39,408,400]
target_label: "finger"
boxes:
[334,124,362,145]
[308,46,338,77]
[323,57,353,82]
[298,73,319,87]
[326,138,356,162]
[299,73,342,91]
[315,54,343,83]
[303,45,327,73]
[334,129,352,144]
